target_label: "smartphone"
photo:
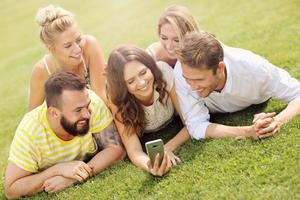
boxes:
[145,139,164,165]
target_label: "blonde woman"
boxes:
[147,5,200,67]
[29,4,106,110]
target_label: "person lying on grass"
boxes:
[4,72,125,199]
[106,45,190,177]
[174,31,300,139]
[146,5,200,68]
[29,4,107,110]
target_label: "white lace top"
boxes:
[143,61,174,133]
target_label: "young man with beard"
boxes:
[174,31,300,140]
[4,72,125,199]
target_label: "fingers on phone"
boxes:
[160,154,172,176]
[149,153,160,176]
[153,153,161,171]
[150,153,174,176]
[150,153,166,177]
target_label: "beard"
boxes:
[60,115,90,136]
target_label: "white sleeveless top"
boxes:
[143,61,175,133]
[146,43,157,60]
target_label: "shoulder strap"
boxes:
[43,56,51,76]
[82,57,88,75]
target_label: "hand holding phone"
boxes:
[145,139,171,176]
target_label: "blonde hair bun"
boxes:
[35,4,73,27]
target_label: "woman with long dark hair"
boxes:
[106,45,189,176]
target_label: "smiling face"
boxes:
[182,63,225,97]
[50,23,83,67]
[123,61,155,104]
[159,23,179,59]
[58,89,91,136]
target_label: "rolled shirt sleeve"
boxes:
[173,62,211,139]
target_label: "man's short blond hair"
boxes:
[177,31,224,73]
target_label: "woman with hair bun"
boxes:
[147,5,200,68]
[29,4,106,110]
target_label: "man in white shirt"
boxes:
[174,31,300,140]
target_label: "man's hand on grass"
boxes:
[57,161,93,182]
[252,112,282,138]
[43,176,76,193]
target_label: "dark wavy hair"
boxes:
[106,45,168,137]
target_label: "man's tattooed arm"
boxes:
[87,122,125,175]
[93,122,124,150]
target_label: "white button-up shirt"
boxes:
[174,45,300,139]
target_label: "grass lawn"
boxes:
[0,0,299,199]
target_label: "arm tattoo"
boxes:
[93,122,123,150]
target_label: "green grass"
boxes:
[0,0,299,199]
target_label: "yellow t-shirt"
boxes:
[8,90,112,172]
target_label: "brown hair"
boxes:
[106,45,168,137]
[35,4,75,45]
[45,71,86,108]
[158,5,200,41]
[177,31,223,73]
